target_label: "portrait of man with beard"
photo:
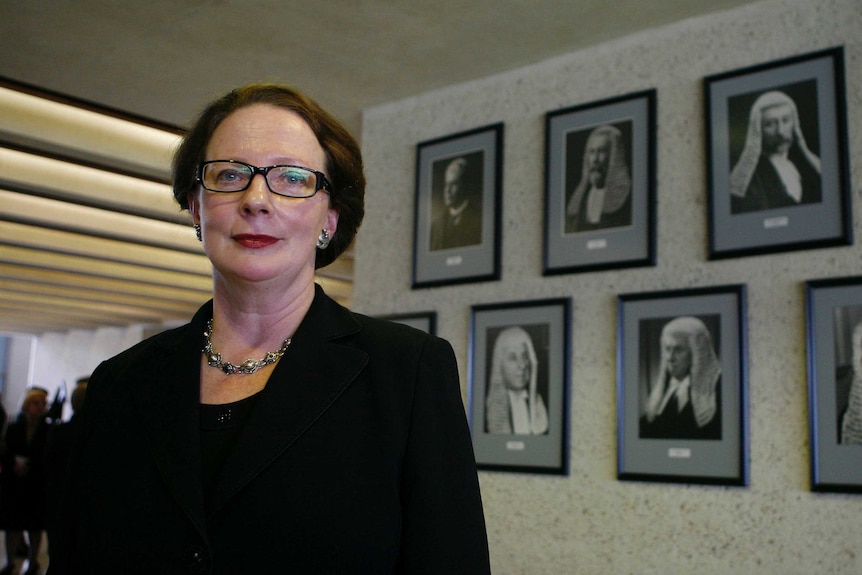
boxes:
[564,123,633,234]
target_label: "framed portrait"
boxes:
[412,123,503,288]
[377,311,436,335]
[805,276,862,493]
[705,47,851,259]
[617,285,749,485]
[468,298,571,474]
[543,90,656,274]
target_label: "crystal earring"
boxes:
[194,224,202,241]
[316,229,331,249]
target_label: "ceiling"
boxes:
[0,0,757,335]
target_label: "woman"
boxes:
[484,326,549,435]
[1,388,50,575]
[49,84,490,574]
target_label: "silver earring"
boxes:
[194,224,202,241]
[316,229,331,249]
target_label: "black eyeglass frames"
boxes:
[197,160,331,198]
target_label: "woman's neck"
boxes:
[210,276,315,352]
[199,279,315,405]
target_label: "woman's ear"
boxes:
[188,193,201,225]
[325,207,339,238]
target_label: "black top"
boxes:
[200,391,262,505]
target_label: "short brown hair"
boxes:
[172,84,365,269]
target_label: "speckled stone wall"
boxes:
[354,0,862,572]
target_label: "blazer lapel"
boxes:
[132,304,210,537]
[207,287,368,516]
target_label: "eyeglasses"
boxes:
[198,160,331,198]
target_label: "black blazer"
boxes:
[49,286,490,574]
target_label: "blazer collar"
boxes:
[135,285,368,523]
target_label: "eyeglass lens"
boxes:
[201,161,320,197]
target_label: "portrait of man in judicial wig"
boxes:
[484,324,550,436]
[639,315,722,440]
[833,306,862,445]
[728,81,821,214]
[564,121,633,234]
[429,152,483,251]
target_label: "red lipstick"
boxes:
[233,234,278,248]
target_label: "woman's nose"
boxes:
[241,174,274,212]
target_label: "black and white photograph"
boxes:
[728,82,821,215]
[413,124,502,288]
[544,90,656,274]
[618,285,748,485]
[484,323,550,437]
[564,121,633,234]
[429,153,484,251]
[469,298,570,474]
[376,311,437,335]
[832,306,862,447]
[805,276,862,492]
[638,314,722,441]
[705,47,851,259]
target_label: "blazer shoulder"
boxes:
[94,322,193,373]
[351,313,450,353]
[92,300,212,379]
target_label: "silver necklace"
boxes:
[203,318,292,375]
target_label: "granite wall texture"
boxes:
[356,0,862,572]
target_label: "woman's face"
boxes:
[500,339,531,391]
[189,103,338,289]
[25,395,47,418]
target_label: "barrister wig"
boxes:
[841,321,862,444]
[566,124,631,220]
[644,316,721,428]
[485,326,548,435]
[729,90,821,200]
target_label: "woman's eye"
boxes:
[216,169,242,183]
[270,168,312,192]
[284,170,309,185]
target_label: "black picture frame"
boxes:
[805,276,862,493]
[468,298,570,474]
[617,285,749,485]
[705,47,851,259]
[377,311,437,335]
[412,124,503,288]
[543,90,656,274]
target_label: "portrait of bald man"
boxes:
[429,153,483,251]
